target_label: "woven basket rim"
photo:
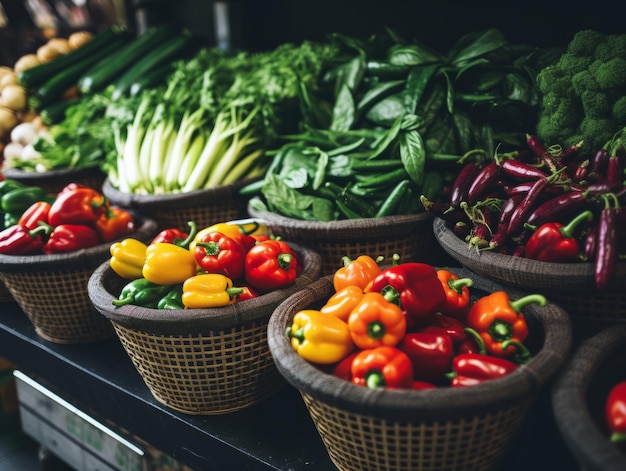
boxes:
[551,324,626,471]
[2,165,104,180]
[433,217,626,291]
[248,207,430,240]
[88,242,322,333]
[0,214,158,271]
[268,267,573,422]
[102,177,258,207]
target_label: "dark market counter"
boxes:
[0,302,578,471]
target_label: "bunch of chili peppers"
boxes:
[109,219,303,310]
[422,131,626,290]
[287,256,543,390]
[0,180,135,255]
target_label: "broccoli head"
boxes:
[535,30,626,155]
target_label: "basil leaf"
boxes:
[331,83,356,131]
[400,128,425,186]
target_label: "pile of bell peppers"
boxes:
[0,180,135,255]
[109,219,303,310]
[287,256,545,390]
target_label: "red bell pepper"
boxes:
[606,380,626,443]
[465,291,543,361]
[347,292,407,349]
[368,262,446,327]
[0,224,50,255]
[193,230,246,279]
[436,269,473,322]
[18,201,51,230]
[94,207,135,242]
[525,210,593,262]
[398,331,455,383]
[42,223,101,254]
[47,186,108,227]
[244,239,299,292]
[151,227,189,245]
[412,381,437,390]
[351,346,413,389]
[447,353,518,387]
[332,351,360,381]
[418,313,468,346]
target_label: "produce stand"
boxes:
[0,300,578,470]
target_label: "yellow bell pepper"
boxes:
[182,273,245,309]
[142,242,198,285]
[286,309,355,364]
[109,238,148,279]
[190,219,269,252]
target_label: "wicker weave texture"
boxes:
[303,393,530,471]
[0,269,113,343]
[113,322,284,415]
[103,178,253,232]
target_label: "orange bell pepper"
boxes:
[333,255,381,292]
[95,206,135,242]
[465,291,545,361]
[351,346,413,389]
[347,292,406,349]
[320,285,365,322]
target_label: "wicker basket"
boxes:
[551,324,626,471]
[103,178,257,233]
[2,166,106,195]
[88,243,322,415]
[247,207,450,276]
[267,269,573,471]
[0,215,157,344]
[433,217,626,340]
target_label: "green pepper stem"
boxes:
[365,371,385,389]
[509,294,547,313]
[463,327,487,355]
[448,277,473,294]
[226,287,245,298]
[367,321,386,340]
[611,432,626,443]
[560,210,593,238]
[501,339,533,364]
[177,221,198,249]
[277,253,293,271]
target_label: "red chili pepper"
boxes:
[0,224,50,255]
[368,262,446,326]
[465,291,544,361]
[524,210,593,262]
[151,228,189,245]
[47,186,108,227]
[500,157,549,181]
[18,201,51,229]
[244,239,299,292]
[436,269,473,321]
[606,380,626,443]
[194,231,246,279]
[351,346,413,389]
[42,223,101,254]
[506,176,550,236]
[524,190,588,229]
[447,353,518,387]
[398,331,454,383]
[467,161,500,204]
[450,162,480,208]
[94,206,135,242]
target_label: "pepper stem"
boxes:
[463,327,487,355]
[367,321,386,340]
[365,371,385,389]
[611,432,626,443]
[177,221,198,249]
[509,294,547,313]
[448,277,473,294]
[560,210,593,238]
[501,339,533,364]
[277,253,293,271]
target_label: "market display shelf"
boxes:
[0,302,578,471]
[0,302,334,470]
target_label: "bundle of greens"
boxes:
[247,28,561,220]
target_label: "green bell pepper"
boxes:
[0,186,51,215]
[157,284,185,310]
[112,278,175,308]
